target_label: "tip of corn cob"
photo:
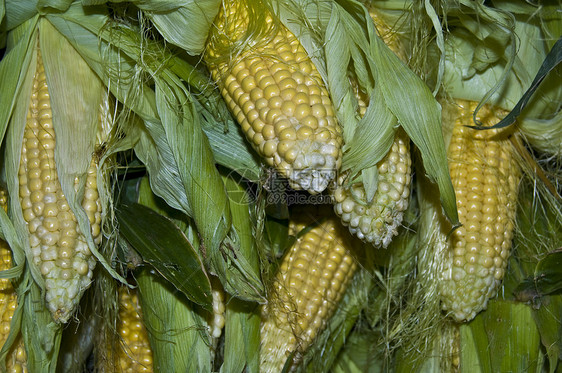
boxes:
[332,131,411,247]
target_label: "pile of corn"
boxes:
[0,0,559,372]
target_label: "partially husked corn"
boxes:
[115,287,153,373]
[439,100,521,322]
[205,0,342,194]
[260,207,358,372]
[0,189,28,373]
[332,128,411,247]
[331,8,412,247]
[18,47,102,323]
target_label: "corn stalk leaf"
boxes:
[137,268,213,372]
[116,203,212,311]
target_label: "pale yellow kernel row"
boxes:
[439,100,521,322]
[205,0,342,194]
[260,207,359,372]
[18,46,101,323]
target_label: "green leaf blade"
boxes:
[116,203,212,311]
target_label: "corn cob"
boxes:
[260,206,359,372]
[439,100,521,322]
[0,189,28,373]
[205,0,342,194]
[114,287,153,373]
[18,47,102,323]
[331,8,412,248]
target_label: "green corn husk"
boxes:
[220,173,263,373]
[137,0,457,224]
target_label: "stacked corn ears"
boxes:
[0,0,559,372]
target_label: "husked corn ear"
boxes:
[439,100,521,322]
[0,190,28,373]
[260,207,358,372]
[18,47,102,323]
[115,287,153,373]
[205,0,342,194]
[332,129,411,247]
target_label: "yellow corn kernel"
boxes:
[115,287,153,373]
[260,207,359,372]
[439,100,521,322]
[0,189,28,373]
[18,47,102,323]
[205,0,342,194]
[331,9,412,248]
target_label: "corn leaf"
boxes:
[0,18,36,273]
[46,6,193,216]
[143,0,221,55]
[51,4,234,258]
[371,32,457,224]
[116,203,213,311]
[21,276,63,373]
[218,174,264,301]
[342,87,395,172]
[485,301,541,373]
[532,296,562,373]
[4,0,38,31]
[37,0,73,11]
[154,74,232,257]
[196,100,262,183]
[221,299,261,373]
[137,268,213,372]
[460,322,488,373]
[515,250,562,299]
[331,329,383,373]
[38,17,125,287]
[474,37,562,130]
[465,300,542,373]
